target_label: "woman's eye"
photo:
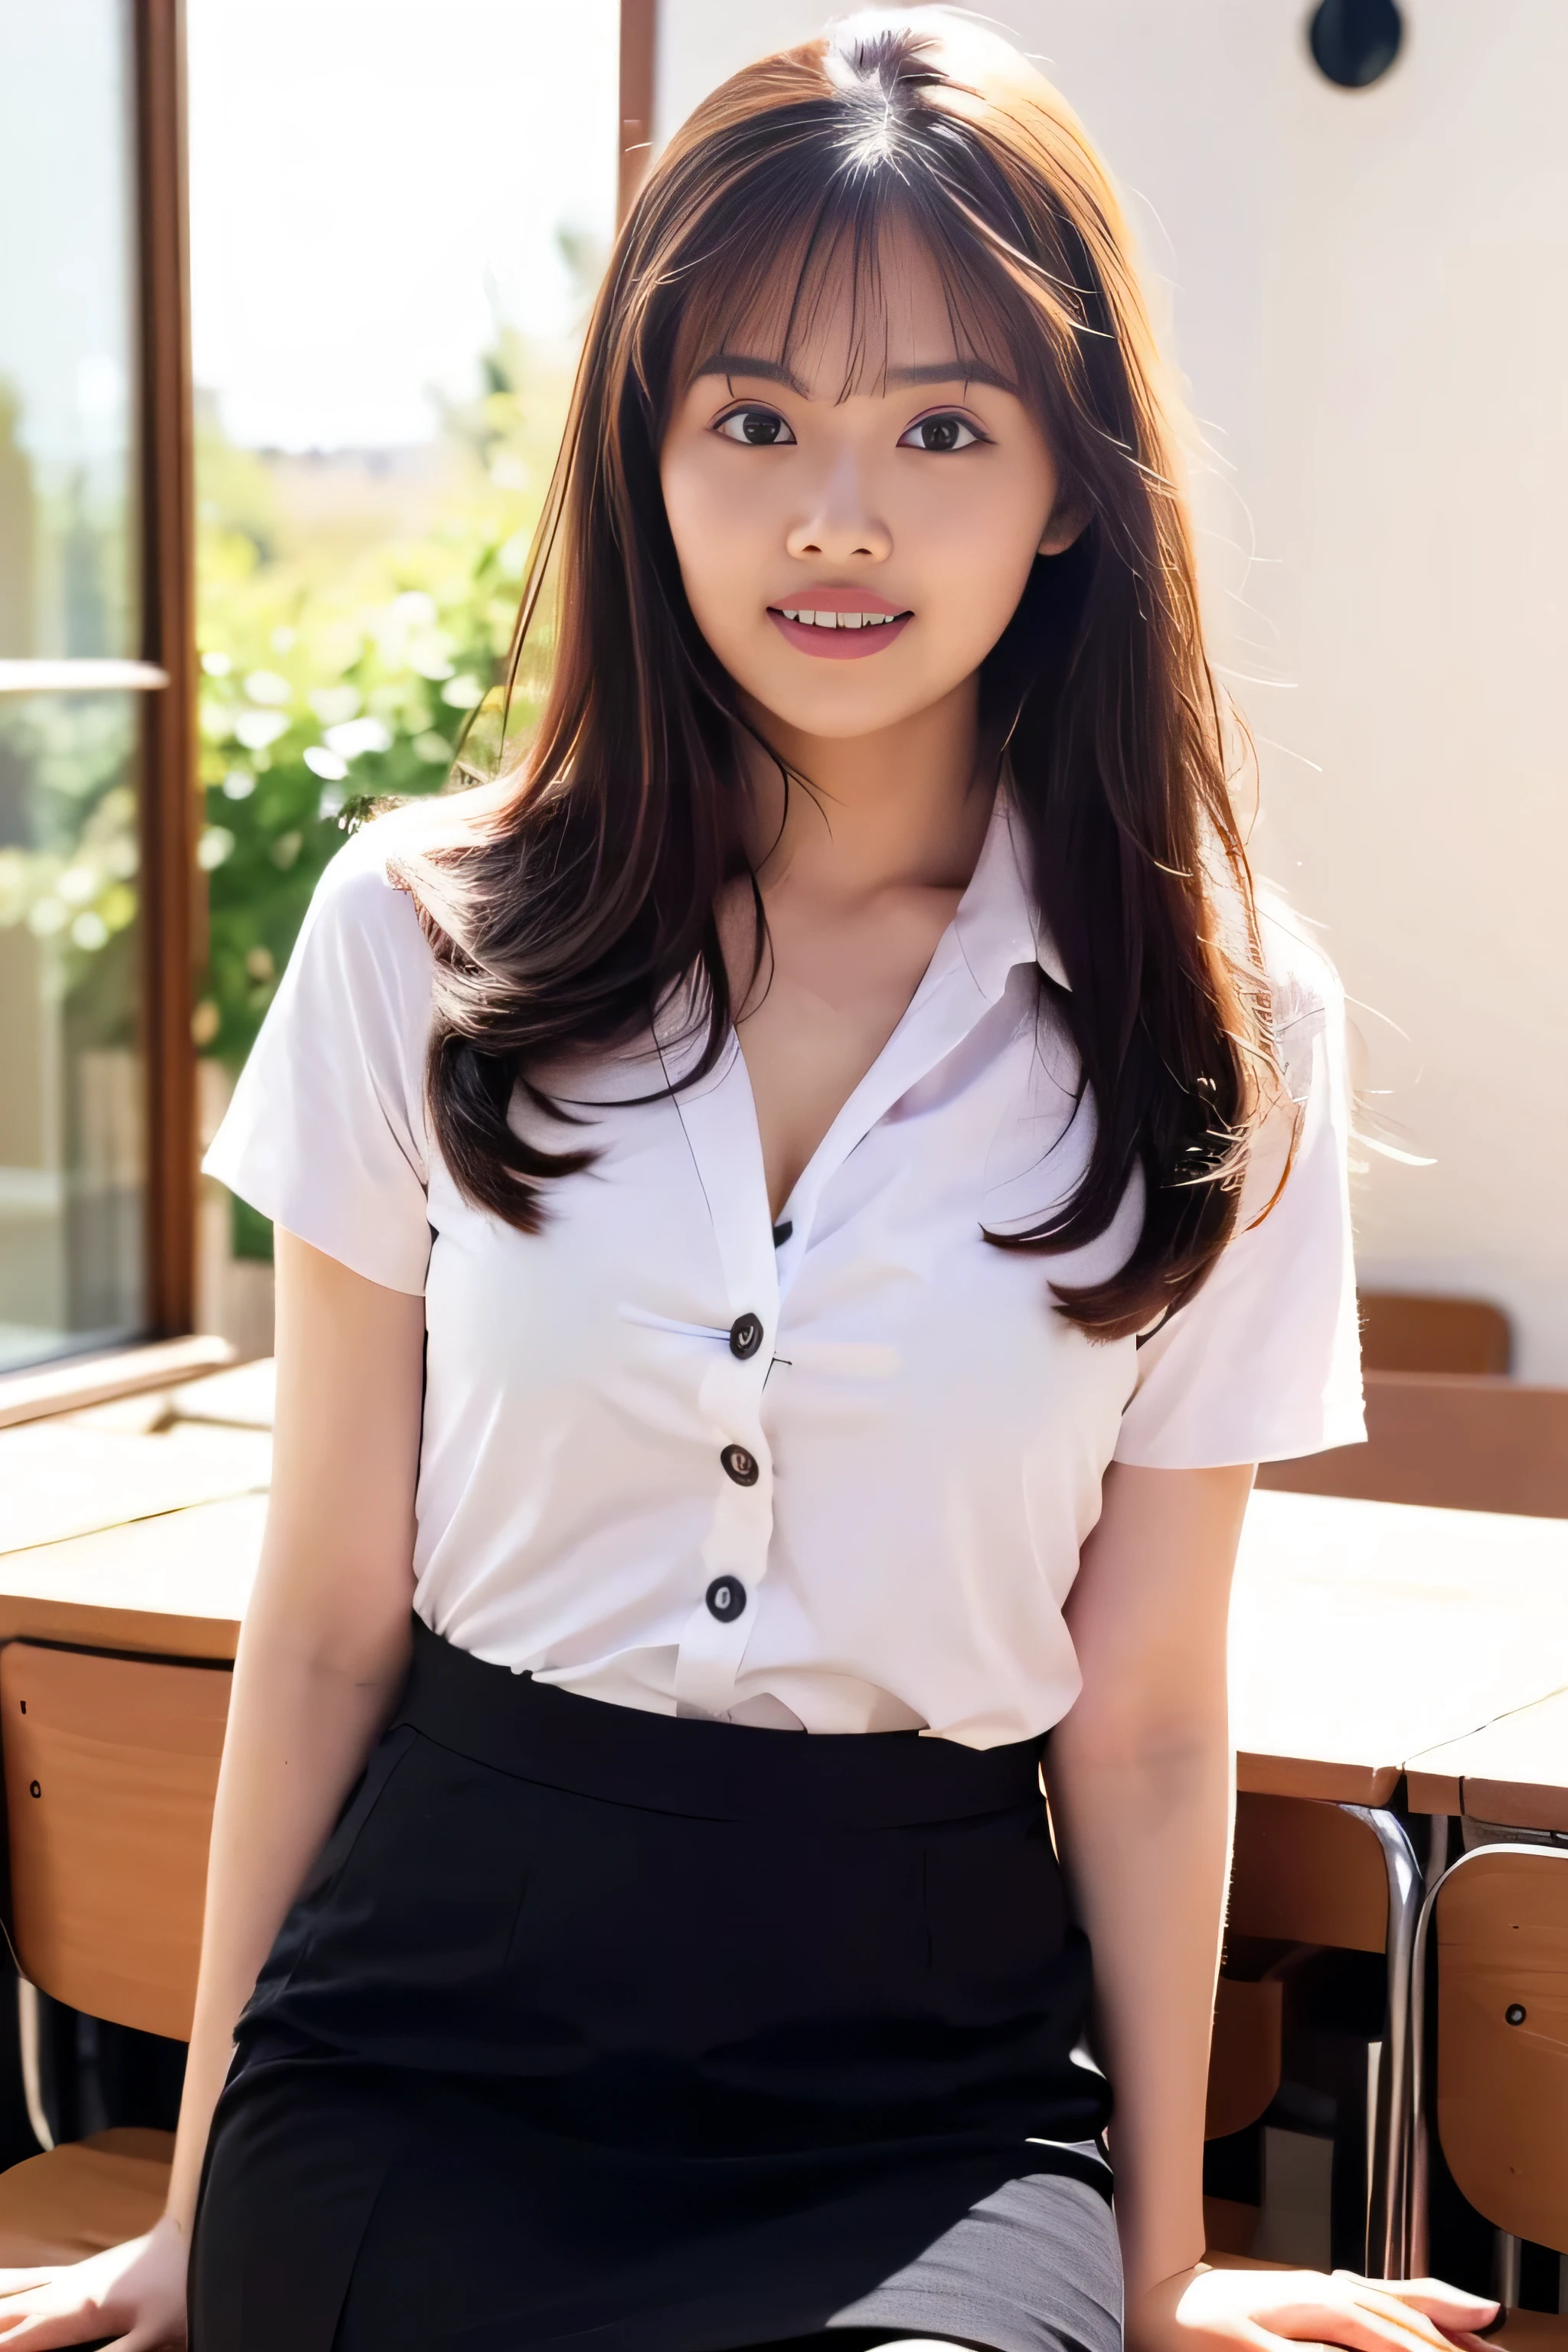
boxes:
[898,413,982,453]
[715,407,795,446]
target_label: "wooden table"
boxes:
[0,1365,273,1659]
[1406,1688,1568,1834]
[1230,1490,1568,1806]
[0,1494,265,1659]
[3,1444,1564,1785]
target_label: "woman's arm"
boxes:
[168,1230,426,2225]
[1048,1459,1249,2306]
[0,1231,425,2349]
[1052,1462,1498,2352]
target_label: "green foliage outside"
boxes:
[194,325,575,1076]
[192,322,581,1258]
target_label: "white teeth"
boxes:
[779,607,898,628]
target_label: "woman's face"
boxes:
[660,234,1080,745]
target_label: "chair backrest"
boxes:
[1229,1794,1388,1953]
[1256,1374,1568,1518]
[1207,1974,1283,2141]
[1435,1845,1568,2253]
[0,1642,230,2040]
[1359,1293,1512,1377]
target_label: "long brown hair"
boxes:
[390,9,1278,1341]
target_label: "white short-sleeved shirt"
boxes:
[206,792,1363,1747]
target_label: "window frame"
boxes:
[619,0,658,220]
[135,0,201,1343]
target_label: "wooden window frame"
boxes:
[619,0,658,221]
[0,0,207,1426]
[135,0,200,1342]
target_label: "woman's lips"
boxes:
[766,604,913,659]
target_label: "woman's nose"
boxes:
[785,452,892,564]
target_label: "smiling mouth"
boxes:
[766,603,913,659]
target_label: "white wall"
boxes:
[654,1,1568,1378]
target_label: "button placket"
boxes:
[675,1334,773,1716]
[665,1039,781,1720]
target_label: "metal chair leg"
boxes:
[1493,2232,1522,2308]
[1339,1805,1421,2278]
[15,1976,54,2152]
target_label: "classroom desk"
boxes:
[1230,1490,1568,1806]
[1,1471,1563,1773]
[0,1371,272,1657]
[0,1493,264,1659]
[1406,1687,1568,1834]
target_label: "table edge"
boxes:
[0,1599,240,1661]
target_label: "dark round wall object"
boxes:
[1308,0,1403,88]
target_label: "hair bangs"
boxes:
[653,124,1047,426]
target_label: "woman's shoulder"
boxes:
[302,788,488,975]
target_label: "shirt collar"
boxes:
[657,780,1067,1087]
[952,786,1070,1001]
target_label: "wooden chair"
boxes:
[1410,1846,1568,2341]
[1359,1294,1512,1377]
[1256,1374,1568,1518]
[1204,1972,1286,2259]
[0,1642,229,2262]
[1204,1794,1423,2275]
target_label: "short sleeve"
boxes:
[202,818,435,1295]
[1112,906,1365,1469]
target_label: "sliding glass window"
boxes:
[0,0,158,1370]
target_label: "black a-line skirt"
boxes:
[189,1619,1120,2352]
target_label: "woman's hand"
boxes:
[0,2214,188,2348]
[1131,2262,1501,2352]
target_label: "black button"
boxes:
[706,1576,747,1622]
[720,1443,759,1487]
[1505,2003,1527,2026]
[771,1220,792,1248]
[729,1313,763,1361]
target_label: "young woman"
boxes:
[0,15,1497,2352]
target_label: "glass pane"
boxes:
[0,692,145,1369]
[184,0,619,1334]
[0,0,138,658]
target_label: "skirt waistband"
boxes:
[394,1615,1044,1828]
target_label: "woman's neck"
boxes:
[737,673,995,905]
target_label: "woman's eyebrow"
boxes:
[688,354,1018,397]
[691,354,807,393]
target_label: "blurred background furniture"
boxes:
[1357,1292,1513,1379]
[1257,1374,1568,1518]
[0,1642,228,2259]
[1410,1846,1568,2338]
[1259,1290,1568,1521]
[1358,1293,1513,1378]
